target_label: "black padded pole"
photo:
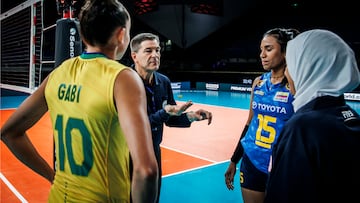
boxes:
[54,18,82,68]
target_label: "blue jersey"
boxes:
[241,72,294,173]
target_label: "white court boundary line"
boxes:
[160,145,216,163]
[0,172,28,203]
[160,145,231,178]
[162,160,230,178]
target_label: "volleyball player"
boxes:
[0,0,158,202]
[224,28,300,203]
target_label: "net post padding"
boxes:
[54,18,82,67]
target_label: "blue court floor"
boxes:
[160,90,250,202]
[162,90,360,202]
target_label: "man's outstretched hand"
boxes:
[164,101,193,116]
[186,109,213,125]
[164,101,213,125]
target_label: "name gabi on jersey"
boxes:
[252,101,287,114]
[58,83,82,103]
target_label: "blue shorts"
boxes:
[239,153,268,192]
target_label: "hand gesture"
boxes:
[186,109,212,125]
[164,101,193,116]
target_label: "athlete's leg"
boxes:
[241,187,265,203]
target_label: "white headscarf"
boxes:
[286,29,360,112]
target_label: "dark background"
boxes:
[2,0,359,85]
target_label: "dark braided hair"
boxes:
[264,28,300,53]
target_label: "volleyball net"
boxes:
[0,0,82,95]
[1,0,46,93]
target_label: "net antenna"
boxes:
[56,0,76,18]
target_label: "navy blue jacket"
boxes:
[143,71,191,159]
[265,95,360,203]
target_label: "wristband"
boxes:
[230,125,249,164]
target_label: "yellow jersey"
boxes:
[45,53,131,202]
